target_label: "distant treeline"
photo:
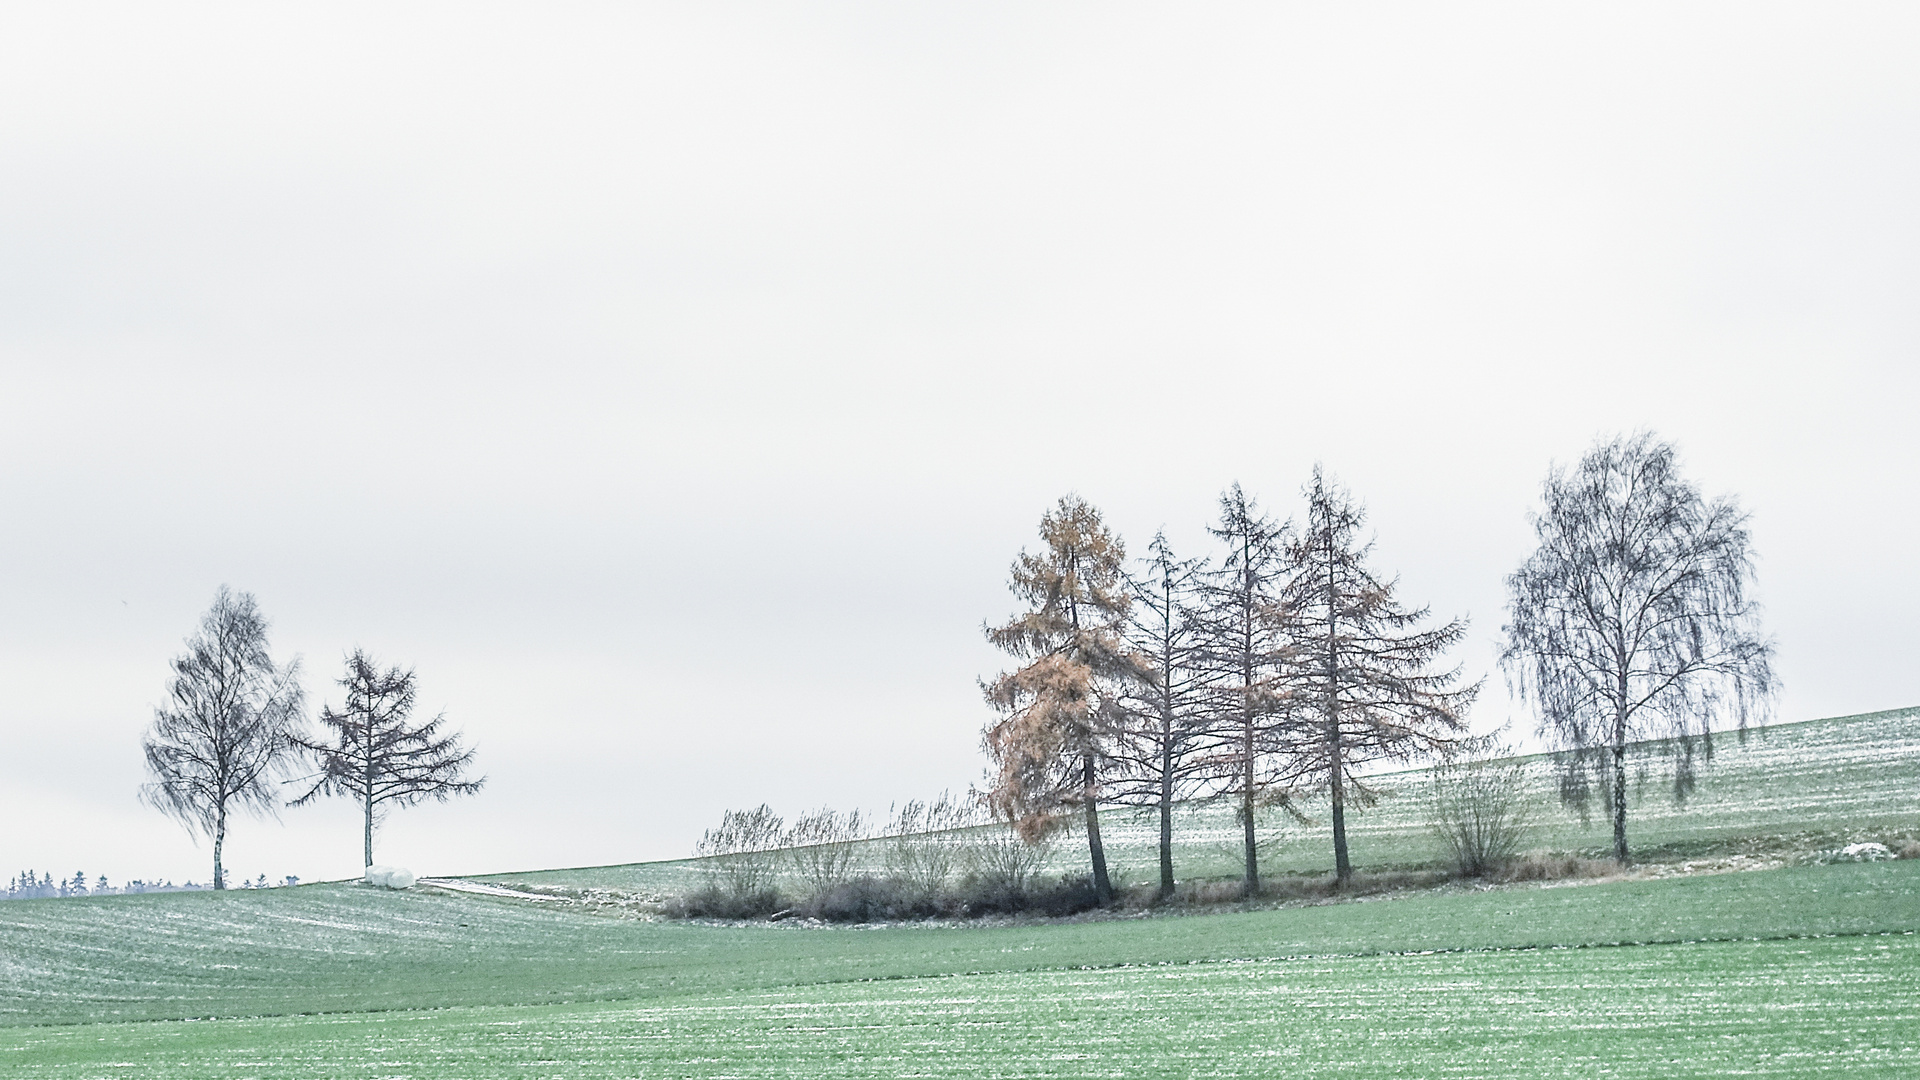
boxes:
[4,871,300,900]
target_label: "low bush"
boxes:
[1175,879,1252,906]
[662,886,785,920]
[800,877,942,922]
[1899,840,1920,860]
[1500,851,1620,882]
[949,871,1102,918]
[1429,747,1531,877]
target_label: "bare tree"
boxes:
[982,494,1135,904]
[960,820,1056,899]
[289,650,483,868]
[1198,484,1294,897]
[1113,532,1216,900]
[783,807,867,897]
[695,804,785,898]
[1502,432,1774,863]
[882,792,978,900]
[1283,468,1477,888]
[141,587,306,890]
[1428,739,1532,877]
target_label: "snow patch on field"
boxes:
[420,879,564,902]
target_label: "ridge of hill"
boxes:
[474,705,1920,897]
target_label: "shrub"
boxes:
[1899,840,1920,860]
[799,876,945,922]
[1429,749,1531,876]
[662,885,785,920]
[695,805,785,898]
[1501,850,1619,882]
[1025,874,1102,917]
[959,821,1054,898]
[784,807,867,896]
[882,792,979,901]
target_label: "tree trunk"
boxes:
[1330,723,1351,888]
[1083,756,1113,903]
[364,788,375,869]
[1240,551,1260,901]
[1328,543,1351,889]
[212,806,227,891]
[1158,723,1176,901]
[1241,723,1259,899]
[1611,706,1630,864]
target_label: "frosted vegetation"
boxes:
[3,707,1917,1076]
[2,860,1916,1074]
[482,706,1920,901]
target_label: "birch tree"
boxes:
[1283,468,1477,888]
[141,587,306,890]
[289,650,483,868]
[1502,432,1774,862]
[982,494,1135,904]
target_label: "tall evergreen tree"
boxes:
[290,650,483,868]
[1199,484,1293,897]
[1283,467,1477,888]
[1112,532,1215,901]
[982,494,1134,904]
[142,587,306,890]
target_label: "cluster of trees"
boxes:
[141,588,484,889]
[983,468,1477,901]
[2,871,300,900]
[983,434,1774,901]
[6,872,122,899]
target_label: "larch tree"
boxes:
[141,587,307,890]
[1282,467,1477,888]
[1198,484,1294,898]
[982,494,1135,904]
[289,650,483,869]
[1502,432,1774,863]
[1113,532,1215,901]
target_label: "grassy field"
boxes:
[482,706,1920,897]
[4,860,1916,1026]
[3,706,1917,1077]
[3,861,1919,1075]
[8,932,1916,1078]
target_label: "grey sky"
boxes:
[3,4,1916,886]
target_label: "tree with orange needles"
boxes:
[982,495,1138,905]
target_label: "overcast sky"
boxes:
[3,3,1916,887]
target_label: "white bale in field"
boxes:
[1839,842,1892,862]
[364,865,417,888]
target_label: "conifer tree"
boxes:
[1283,467,1477,887]
[290,651,483,868]
[1112,532,1215,900]
[1198,484,1293,897]
[982,495,1134,903]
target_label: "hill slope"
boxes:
[2,860,1916,1026]
[480,705,1920,896]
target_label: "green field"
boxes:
[8,931,1916,1078]
[480,706,1920,897]
[3,707,1918,1077]
[4,861,1919,1076]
